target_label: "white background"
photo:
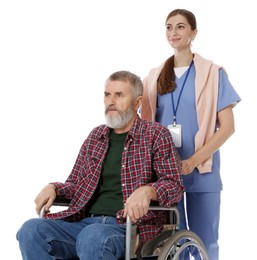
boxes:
[0,1,256,259]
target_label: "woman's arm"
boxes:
[182,105,235,174]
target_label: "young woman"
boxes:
[141,9,241,260]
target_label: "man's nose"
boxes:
[109,95,116,104]
[105,97,115,108]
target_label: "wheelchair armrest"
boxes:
[52,195,71,206]
[39,195,71,218]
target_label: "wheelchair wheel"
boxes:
[139,230,175,257]
[157,230,209,260]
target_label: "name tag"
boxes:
[167,124,182,148]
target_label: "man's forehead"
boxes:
[105,80,130,91]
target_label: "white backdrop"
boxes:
[0,1,255,259]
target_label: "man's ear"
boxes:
[135,96,143,110]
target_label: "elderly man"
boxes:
[17,70,184,260]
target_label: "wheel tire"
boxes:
[157,230,209,260]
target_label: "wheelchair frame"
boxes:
[40,196,209,260]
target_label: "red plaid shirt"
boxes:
[45,116,184,241]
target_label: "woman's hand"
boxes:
[182,159,195,175]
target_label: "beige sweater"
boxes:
[141,53,221,173]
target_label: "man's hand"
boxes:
[123,186,157,223]
[34,184,57,216]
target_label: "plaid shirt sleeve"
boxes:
[45,124,110,220]
[149,126,184,207]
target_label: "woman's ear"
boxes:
[192,29,198,40]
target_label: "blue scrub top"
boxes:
[155,64,241,192]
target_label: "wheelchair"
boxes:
[40,196,209,260]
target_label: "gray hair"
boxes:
[106,70,143,98]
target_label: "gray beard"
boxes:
[105,106,134,129]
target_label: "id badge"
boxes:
[167,124,182,148]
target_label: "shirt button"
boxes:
[122,165,125,168]
[122,183,125,187]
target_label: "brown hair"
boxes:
[157,9,197,95]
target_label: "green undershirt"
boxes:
[88,129,127,216]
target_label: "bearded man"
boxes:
[16,70,184,260]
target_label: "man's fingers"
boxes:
[123,204,149,223]
[36,202,45,216]
[36,195,56,216]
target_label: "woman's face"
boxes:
[165,14,197,51]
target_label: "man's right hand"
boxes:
[35,184,57,216]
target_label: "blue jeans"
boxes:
[16,216,126,260]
